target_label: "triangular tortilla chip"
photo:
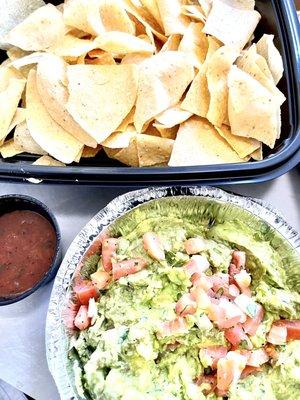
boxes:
[7,108,26,133]
[161,34,182,52]
[63,0,104,36]
[0,139,24,158]
[206,46,239,127]
[33,155,66,166]
[116,108,135,132]
[221,0,255,9]
[99,0,136,34]
[152,123,178,139]
[181,70,210,118]
[81,145,102,158]
[203,0,261,50]
[102,127,136,149]
[0,65,23,91]
[112,136,139,167]
[121,53,151,65]
[0,77,26,142]
[251,144,263,161]
[169,116,247,166]
[156,0,190,35]
[49,34,96,57]
[140,0,163,29]
[236,44,285,105]
[5,4,65,51]
[178,22,208,69]
[36,54,97,147]
[14,121,46,155]
[156,104,192,128]
[215,124,260,158]
[94,31,155,55]
[67,64,138,143]
[198,0,212,16]
[134,51,194,132]
[256,34,284,85]
[136,134,174,166]
[85,51,116,65]
[26,70,83,163]
[228,66,280,148]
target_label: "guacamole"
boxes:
[68,197,300,400]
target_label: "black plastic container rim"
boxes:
[0,0,299,183]
[0,194,62,306]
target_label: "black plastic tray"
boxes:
[0,0,299,185]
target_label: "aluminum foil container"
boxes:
[46,186,300,400]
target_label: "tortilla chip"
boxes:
[0,139,24,158]
[94,32,155,55]
[203,0,261,50]
[102,127,136,149]
[256,34,284,85]
[152,123,178,139]
[228,66,280,148]
[36,54,97,147]
[121,53,151,65]
[50,34,95,57]
[181,70,210,118]
[251,145,263,161]
[33,155,66,166]
[82,144,102,158]
[169,116,247,166]
[26,70,83,163]
[157,0,190,35]
[178,22,208,69]
[236,45,285,105]
[67,64,138,143]
[215,124,260,158]
[112,136,139,167]
[206,46,239,127]
[140,0,163,29]
[221,0,255,9]
[7,108,26,133]
[155,104,192,128]
[144,124,162,137]
[63,0,104,36]
[99,0,136,35]
[0,65,23,91]
[14,121,46,155]
[122,0,166,42]
[161,34,182,52]
[5,4,65,51]
[116,108,135,131]
[6,47,29,62]
[134,51,194,132]
[198,0,212,16]
[181,5,206,23]
[0,77,26,142]
[136,134,174,166]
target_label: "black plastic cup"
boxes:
[0,194,62,306]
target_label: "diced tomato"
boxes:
[102,238,118,272]
[201,346,228,369]
[229,263,241,279]
[143,232,165,261]
[175,293,197,316]
[273,320,300,341]
[234,270,251,292]
[209,273,229,294]
[264,344,279,361]
[217,351,247,392]
[192,274,213,291]
[74,305,90,331]
[247,349,269,367]
[241,366,262,379]
[112,258,148,280]
[184,255,210,280]
[91,270,111,290]
[267,325,287,345]
[243,304,264,336]
[208,302,225,322]
[214,298,246,329]
[190,286,211,310]
[225,324,252,349]
[62,301,80,330]
[74,280,99,305]
[232,251,246,269]
[184,237,206,255]
[196,375,217,395]
[157,317,189,338]
[228,284,240,299]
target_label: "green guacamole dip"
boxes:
[69,197,300,400]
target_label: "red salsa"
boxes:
[0,210,56,298]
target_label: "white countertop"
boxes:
[0,170,299,400]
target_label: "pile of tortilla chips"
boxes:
[0,0,285,167]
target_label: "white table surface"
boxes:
[0,170,299,400]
